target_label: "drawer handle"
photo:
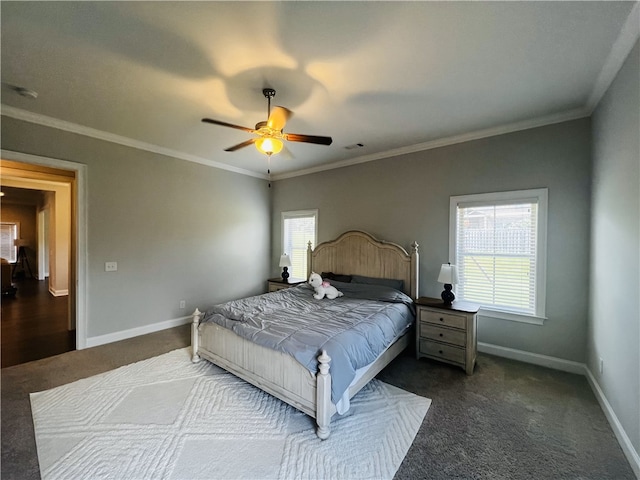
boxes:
[439,333,443,337]
[439,350,443,354]
[439,317,444,321]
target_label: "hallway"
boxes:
[1,278,74,368]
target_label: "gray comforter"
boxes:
[200,282,415,405]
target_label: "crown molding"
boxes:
[272,107,589,181]
[3,103,589,183]
[586,2,640,113]
[0,105,268,180]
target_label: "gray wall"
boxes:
[590,39,640,456]
[1,117,271,338]
[272,118,592,362]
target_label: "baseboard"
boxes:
[477,342,587,375]
[49,287,69,297]
[584,368,640,479]
[479,342,640,478]
[85,316,192,348]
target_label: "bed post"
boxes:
[307,240,313,280]
[410,241,419,299]
[316,350,332,439]
[191,308,202,363]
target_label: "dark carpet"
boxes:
[1,324,635,480]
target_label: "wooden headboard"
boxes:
[307,230,419,299]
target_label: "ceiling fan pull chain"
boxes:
[267,154,272,188]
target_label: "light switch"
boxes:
[105,262,118,272]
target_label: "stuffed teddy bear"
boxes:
[308,272,344,300]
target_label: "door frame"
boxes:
[37,208,48,280]
[1,150,88,349]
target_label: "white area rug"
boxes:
[30,348,430,480]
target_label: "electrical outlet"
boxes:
[105,262,118,272]
[179,300,186,309]
[599,357,604,374]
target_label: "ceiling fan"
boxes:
[202,88,332,157]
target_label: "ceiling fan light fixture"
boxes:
[255,136,283,156]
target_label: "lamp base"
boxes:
[281,266,290,282]
[441,284,455,305]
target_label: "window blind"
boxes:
[455,201,538,315]
[0,223,18,263]
[282,212,316,279]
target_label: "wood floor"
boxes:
[1,277,74,368]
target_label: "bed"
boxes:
[191,230,419,439]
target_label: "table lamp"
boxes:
[279,254,292,281]
[437,262,458,305]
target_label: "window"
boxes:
[282,210,317,280]
[0,222,19,263]
[449,189,547,323]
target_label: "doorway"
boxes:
[1,159,77,367]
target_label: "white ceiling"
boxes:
[1,2,638,179]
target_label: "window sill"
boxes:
[477,308,546,325]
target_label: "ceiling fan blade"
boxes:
[267,106,292,131]
[202,118,255,133]
[224,138,257,152]
[284,133,333,145]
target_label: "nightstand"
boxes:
[267,277,305,292]
[415,297,479,375]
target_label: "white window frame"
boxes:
[449,188,548,325]
[281,209,318,280]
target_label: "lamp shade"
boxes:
[279,254,292,268]
[437,263,458,284]
[255,137,284,156]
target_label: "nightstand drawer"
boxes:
[268,283,288,292]
[419,323,466,347]
[419,339,466,364]
[267,278,305,293]
[419,309,466,330]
